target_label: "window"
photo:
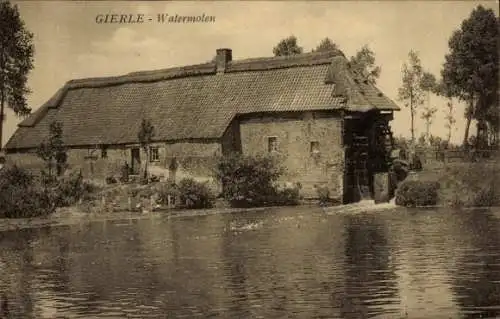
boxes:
[101,146,108,159]
[268,136,278,153]
[310,141,320,155]
[149,147,160,162]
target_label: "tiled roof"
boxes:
[5,50,399,150]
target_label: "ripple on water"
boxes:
[1,206,499,318]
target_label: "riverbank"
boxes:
[3,160,498,232]
[0,204,322,233]
[402,160,500,207]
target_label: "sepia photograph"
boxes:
[0,0,499,318]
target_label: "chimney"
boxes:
[215,48,232,74]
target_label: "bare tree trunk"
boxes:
[0,49,5,151]
[426,91,431,143]
[410,89,415,144]
[426,121,430,144]
[143,148,149,182]
[463,115,472,148]
[410,108,415,143]
[0,89,4,151]
[463,96,474,149]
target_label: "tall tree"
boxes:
[273,35,303,57]
[419,72,438,143]
[0,0,34,150]
[440,5,499,148]
[398,50,425,143]
[138,118,155,183]
[420,107,437,145]
[312,37,338,52]
[349,45,381,84]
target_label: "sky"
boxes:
[3,0,499,147]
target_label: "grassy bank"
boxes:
[398,160,500,207]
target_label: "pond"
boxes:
[1,205,499,318]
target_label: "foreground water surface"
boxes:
[1,205,500,319]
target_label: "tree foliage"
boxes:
[420,106,437,144]
[0,0,34,148]
[440,5,499,146]
[273,35,303,57]
[349,45,381,84]
[36,121,67,178]
[419,71,438,144]
[420,72,437,93]
[312,37,339,52]
[398,50,425,143]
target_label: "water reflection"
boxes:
[341,214,399,318]
[449,209,500,319]
[221,215,252,317]
[0,207,499,318]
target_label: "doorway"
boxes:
[131,148,141,175]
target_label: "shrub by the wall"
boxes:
[395,180,440,207]
[0,166,55,218]
[177,178,215,209]
[156,179,180,206]
[54,171,100,207]
[106,176,118,184]
[274,183,302,206]
[215,154,287,207]
[315,185,332,206]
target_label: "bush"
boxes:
[471,184,497,207]
[395,180,440,207]
[0,166,55,218]
[106,176,117,184]
[315,185,331,206]
[156,179,180,206]
[215,154,288,207]
[177,178,215,209]
[149,175,160,183]
[0,166,101,218]
[52,171,99,207]
[274,184,301,206]
[119,162,130,183]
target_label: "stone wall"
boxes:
[4,151,45,176]
[221,119,242,155]
[5,147,129,180]
[69,147,129,179]
[6,111,345,200]
[5,140,222,189]
[160,140,221,184]
[239,111,345,199]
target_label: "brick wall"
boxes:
[239,111,345,199]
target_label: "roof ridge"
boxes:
[231,49,344,65]
[65,49,345,89]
